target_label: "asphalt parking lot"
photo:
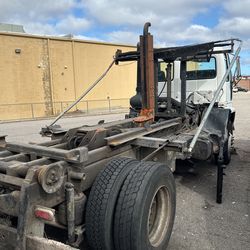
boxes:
[169,92,250,250]
[0,93,249,250]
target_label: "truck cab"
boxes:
[158,51,234,109]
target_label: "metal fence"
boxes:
[0,98,130,121]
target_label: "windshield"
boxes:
[186,57,216,80]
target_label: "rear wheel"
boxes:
[114,161,176,250]
[85,157,138,250]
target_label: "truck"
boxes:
[0,23,242,250]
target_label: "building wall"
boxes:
[238,77,250,90]
[0,33,136,120]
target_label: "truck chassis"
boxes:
[0,23,241,249]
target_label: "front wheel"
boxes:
[214,133,232,165]
[223,133,232,165]
[114,161,176,250]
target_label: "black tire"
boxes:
[223,134,232,165]
[85,157,138,250]
[114,161,176,250]
[214,133,232,165]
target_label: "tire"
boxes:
[85,157,138,250]
[114,161,176,250]
[214,133,232,165]
[223,133,232,165]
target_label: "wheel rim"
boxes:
[147,185,171,247]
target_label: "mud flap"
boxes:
[203,107,231,141]
[203,107,231,203]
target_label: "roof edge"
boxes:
[0,31,136,48]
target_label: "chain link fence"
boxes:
[0,98,130,122]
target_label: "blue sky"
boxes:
[0,0,249,74]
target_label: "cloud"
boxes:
[0,0,78,22]
[93,0,249,73]
[107,31,139,44]
[223,0,250,18]
[21,22,56,35]
[21,17,91,36]
[82,0,247,46]
[83,0,217,28]
[81,0,250,73]
[216,17,250,38]
[0,0,249,73]
[0,0,90,35]
[0,0,247,45]
[55,16,91,34]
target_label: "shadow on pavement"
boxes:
[169,139,250,250]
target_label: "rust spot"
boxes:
[133,108,154,125]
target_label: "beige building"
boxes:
[0,32,136,121]
[238,76,250,90]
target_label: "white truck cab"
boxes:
[158,51,235,110]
